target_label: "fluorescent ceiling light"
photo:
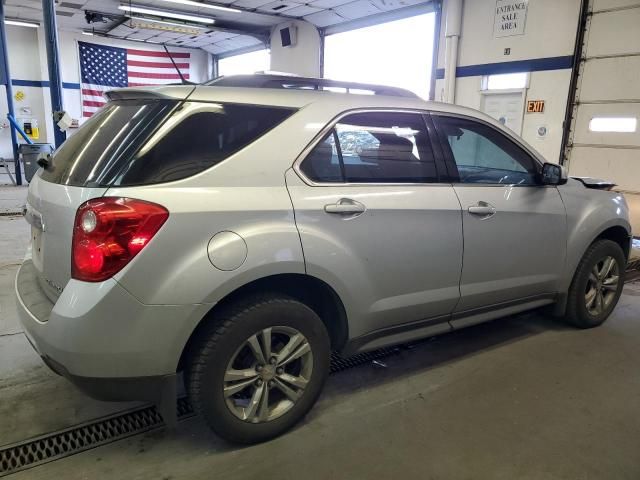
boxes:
[82,30,94,36]
[156,0,241,13]
[5,19,40,28]
[118,5,215,24]
[589,117,637,133]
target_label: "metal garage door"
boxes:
[563,0,640,231]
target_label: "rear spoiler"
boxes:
[104,85,196,102]
[571,177,616,190]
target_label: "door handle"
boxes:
[324,198,366,215]
[468,201,496,218]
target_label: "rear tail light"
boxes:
[72,197,169,282]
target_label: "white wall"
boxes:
[0,26,209,161]
[0,25,48,159]
[269,20,321,77]
[436,0,581,162]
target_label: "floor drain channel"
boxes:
[0,351,399,477]
[0,397,194,477]
[330,347,400,373]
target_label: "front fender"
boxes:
[559,182,631,293]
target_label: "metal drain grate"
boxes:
[330,347,401,373]
[0,397,195,477]
[0,351,396,477]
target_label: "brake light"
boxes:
[72,197,169,282]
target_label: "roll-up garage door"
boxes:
[564,0,640,231]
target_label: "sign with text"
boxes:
[494,0,529,38]
[527,100,545,113]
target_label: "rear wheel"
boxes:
[566,239,625,328]
[187,294,330,444]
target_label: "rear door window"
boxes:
[40,101,295,187]
[300,111,437,183]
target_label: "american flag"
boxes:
[79,41,191,118]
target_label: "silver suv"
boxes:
[16,75,631,443]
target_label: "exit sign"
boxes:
[527,100,545,113]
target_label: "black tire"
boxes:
[187,294,330,444]
[566,239,625,328]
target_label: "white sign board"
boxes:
[494,0,528,38]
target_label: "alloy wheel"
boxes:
[223,326,314,423]
[585,255,620,316]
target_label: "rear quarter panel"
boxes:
[107,185,305,306]
[103,108,326,306]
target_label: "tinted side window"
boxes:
[300,112,437,184]
[115,104,295,186]
[40,101,294,187]
[434,116,539,185]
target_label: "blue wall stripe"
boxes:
[435,55,574,80]
[11,56,574,88]
[11,79,81,89]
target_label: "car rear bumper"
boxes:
[15,259,212,400]
[39,352,175,405]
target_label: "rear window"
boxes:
[41,100,295,187]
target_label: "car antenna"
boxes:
[163,44,192,85]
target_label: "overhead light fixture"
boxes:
[5,19,40,28]
[82,30,94,36]
[130,18,206,35]
[131,17,207,29]
[118,5,215,24]
[156,0,241,13]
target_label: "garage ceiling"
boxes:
[3,0,430,55]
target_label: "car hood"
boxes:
[571,177,616,190]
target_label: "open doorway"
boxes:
[218,49,271,77]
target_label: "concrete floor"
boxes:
[2,185,640,479]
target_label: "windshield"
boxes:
[41,99,177,187]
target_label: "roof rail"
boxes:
[203,74,418,98]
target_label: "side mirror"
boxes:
[540,162,568,185]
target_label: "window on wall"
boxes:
[323,13,436,100]
[483,72,528,90]
[589,117,637,133]
[218,49,270,77]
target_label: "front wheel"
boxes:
[187,294,330,444]
[566,239,625,328]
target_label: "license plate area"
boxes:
[31,226,44,271]
[25,204,45,272]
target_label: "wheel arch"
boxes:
[594,225,631,261]
[177,273,349,372]
[553,222,631,316]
